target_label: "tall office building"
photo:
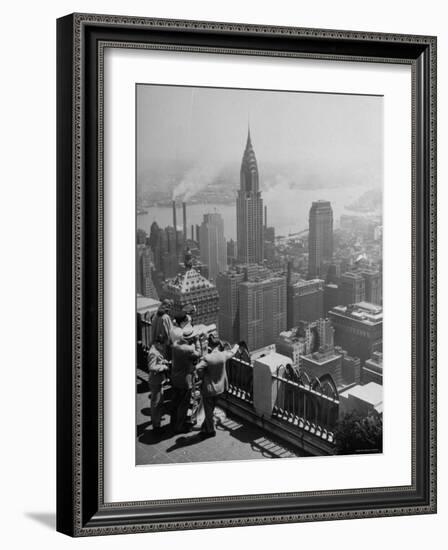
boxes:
[217,264,286,350]
[164,226,180,278]
[308,200,333,278]
[360,268,382,305]
[339,272,366,306]
[287,277,324,328]
[148,221,180,279]
[136,244,159,300]
[324,283,339,314]
[199,213,227,282]
[216,267,245,343]
[227,239,237,265]
[236,128,264,264]
[239,270,287,351]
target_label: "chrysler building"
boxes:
[236,128,264,264]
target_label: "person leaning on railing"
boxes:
[147,339,170,434]
[195,335,239,438]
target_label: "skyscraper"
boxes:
[286,277,324,328]
[236,128,264,264]
[199,213,227,282]
[360,268,382,305]
[339,272,366,306]
[308,200,333,278]
[238,270,287,351]
[216,267,245,343]
[136,244,159,300]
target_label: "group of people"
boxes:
[147,299,238,438]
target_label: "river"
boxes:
[137,184,375,240]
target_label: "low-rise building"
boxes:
[363,351,383,385]
[328,302,383,364]
[338,382,383,418]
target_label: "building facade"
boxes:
[216,267,245,343]
[324,283,339,315]
[236,129,264,264]
[328,302,383,364]
[148,221,180,280]
[339,272,366,306]
[360,268,382,305]
[287,277,324,328]
[238,269,287,351]
[363,350,383,385]
[239,277,287,351]
[300,349,344,388]
[136,244,159,300]
[308,200,333,278]
[161,252,219,326]
[199,212,227,282]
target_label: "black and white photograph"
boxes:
[135,84,384,465]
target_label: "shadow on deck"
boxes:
[136,389,308,465]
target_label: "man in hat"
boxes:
[195,336,239,438]
[170,325,201,433]
[170,309,191,346]
[147,339,170,434]
[150,299,173,359]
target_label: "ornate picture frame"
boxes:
[56,13,437,536]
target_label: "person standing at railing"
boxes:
[150,299,174,359]
[195,335,239,438]
[170,325,202,433]
[170,309,192,345]
[147,339,170,434]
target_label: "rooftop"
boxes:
[136,384,306,465]
[339,382,383,406]
[165,267,217,295]
[330,302,383,324]
[301,349,341,366]
[253,351,291,370]
[291,278,324,289]
[137,295,161,314]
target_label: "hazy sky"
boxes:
[137,84,383,190]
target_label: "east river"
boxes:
[137,184,375,240]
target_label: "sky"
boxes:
[136,84,383,192]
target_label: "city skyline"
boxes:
[136,84,384,465]
[137,84,383,203]
[137,125,383,354]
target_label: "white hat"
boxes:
[182,324,196,339]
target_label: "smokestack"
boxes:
[182,202,187,240]
[172,200,177,229]
[264,205,267,229]
[172,200,178,253]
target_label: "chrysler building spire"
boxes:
[236,127,264,264]
[240,126,259,194]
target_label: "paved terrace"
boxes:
[136,379,307,465]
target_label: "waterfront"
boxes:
[137,183,372,240]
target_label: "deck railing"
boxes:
[225,356,339,440]
[226,356,254,404]
[272,374,339,436]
